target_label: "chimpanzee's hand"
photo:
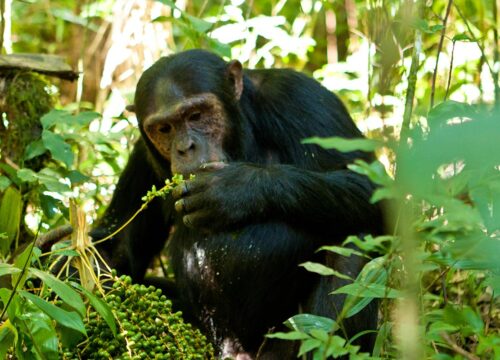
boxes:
[171,162,270,231]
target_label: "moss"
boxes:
[0,70,55,167]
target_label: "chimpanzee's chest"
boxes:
[168,222,314,309]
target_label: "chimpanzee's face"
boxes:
[141,89,229,176]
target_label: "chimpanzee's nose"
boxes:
[176,139,195,156]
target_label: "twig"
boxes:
[0,240,36,320]
[401,1,424,143]
[4,156,19,170]
[430,0,453,109]
[492,0,499,105]
[440,332,480,360]
[0,0,5,51]
[444,40,456,101]
[454,3,498,100]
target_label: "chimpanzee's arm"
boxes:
[172,163,382,237]
[91,139,173,281]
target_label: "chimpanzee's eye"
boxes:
[189,112,201,121]
[159,124,172,134]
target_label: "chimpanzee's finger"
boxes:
[183,210,212,229]
[174,194,205,214]
[172,179,203,199]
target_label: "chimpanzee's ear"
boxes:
[226,60,243,100]
[126,104,136,113]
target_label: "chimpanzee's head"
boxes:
[131,50,245,176]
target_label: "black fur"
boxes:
[93,49,383,359]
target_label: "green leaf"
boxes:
[73,112,100,128]
[348,160,393,187]
[266,331,310,340]
[73,282,117,336]
[16,168,38,183]
[183,14,213,33]
[325,335,348,357]
[372,322,391,357]
[52,249,79,257]
[317,245,364,258]
[0,289,18,322]
[19,291,86,335]
[17,308,59,360]
[41,109,68,129]
[0,176,11,191]
[12,243,36,288]
[152,15,170,22]
[411,18,428,32]
[429,24,445,33]
[300,262,353,280]
[0,263,21,277]
[371,187,398,202]
[333,282,402,298]
[29,268,86,317]
[310,329,329,342]
[207,38,232,58]
[484,273,500,297]
[0,187,22,256]
[285,314,336,333]
[67,170,89,184]
[0,320,17,359]
[42,130,74,167]
[36,168,71,193]
[24,139,47,160]
[338,257,392,318]
[302,137,381,152]
[453,33,475,42]
[298,338,322,356]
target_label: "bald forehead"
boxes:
[153,77,186,110]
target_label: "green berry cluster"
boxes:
[63,275,214,359]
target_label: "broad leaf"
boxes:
[42,130,74,168]
[0,187,22,256]
[300,262,353,280]
[29,268,86,317]
[19,291,86,335]
[73,282,117,336]
[302,137,381,152]
[0,263,21,277]
[266,331,310,340]
[285,314,336,333]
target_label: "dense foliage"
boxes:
[0,0,499,359]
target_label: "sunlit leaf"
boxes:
[298,338,322,356]
[184,14,213,33]
[29,268,86,317]
[285,314,336,333]
[266,331,310,340]
[42,130,74,168]
[73,282,117,336]
[19,291,86,335]
[453,33,475,42]
[317,245,364,258]
[0,187,22,256]
[0,176,10,192]
[302,137,381,152]
[24,139,47,161]
[0,320,17,359]
[300,261,353,280]
[0,263,21,277]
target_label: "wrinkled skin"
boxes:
[93,49,383,359]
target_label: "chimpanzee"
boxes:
[93,49,383,359]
